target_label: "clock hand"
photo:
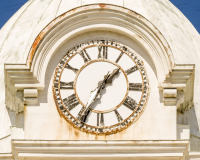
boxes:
[78,72,110,122]
[79,68,120,123]
[105,68,120,84]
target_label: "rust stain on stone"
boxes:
[27,34,42,66]
[71,8,77,13]
[47,22,54,30]
[26,3,175,75]
[99,4,106,8]
[74,130,79,137]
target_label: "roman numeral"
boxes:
[129,83,142,91]
[123,96,137,111]
[115,51,124,63]
[63,94,79,111]
[125,65,138,75]
[65,64,78,74]
[77,107,88,121]
[98,45,108,59]
[58,60,65,68]
[79,49,91,63]
[97,113,104,127]
[60,81,74,89]
[114,110,123,122]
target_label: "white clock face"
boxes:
[53,40,149,135]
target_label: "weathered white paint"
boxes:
[177,124,190,140]
[0,0,200,158]
[163,89,177,98]
[22,30,176,141]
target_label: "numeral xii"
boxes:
[98,45,108,59]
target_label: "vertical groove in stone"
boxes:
[55,0,63,18]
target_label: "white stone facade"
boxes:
[0,0,200,159]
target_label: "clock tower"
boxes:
[0,1,200,160]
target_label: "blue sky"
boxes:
[0,0,200,33]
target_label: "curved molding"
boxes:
[4,4,176,113]
[28,4,175,85]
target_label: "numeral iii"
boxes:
[129,83,142,91]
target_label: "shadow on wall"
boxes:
[177,106,200,151]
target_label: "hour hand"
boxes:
[105,68,120,84]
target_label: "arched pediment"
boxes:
[27,4,175,85]
[5,4,193,114]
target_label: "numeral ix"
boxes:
[60,81,74,89]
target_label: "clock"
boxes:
[53,40,149,135]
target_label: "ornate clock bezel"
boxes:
[53,40,149,135]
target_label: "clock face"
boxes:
[53,40,149,135]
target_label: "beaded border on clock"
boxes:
[53,40,149,135]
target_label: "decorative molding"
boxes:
[27,4,175,88]
[12,140,189,160]
[0,154,13,160]
[3,4,179,114]
[24,89,38,105]
[159,65,194,113]
[163,89,177,105]
[4,64,43,113]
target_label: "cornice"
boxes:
[159,64,195,113]
[12,140,189,160]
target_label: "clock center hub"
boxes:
[74,59,128,113]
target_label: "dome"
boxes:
[0,0,200,65]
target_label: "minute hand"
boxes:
[78,68,120,123]
[78,73,109,122]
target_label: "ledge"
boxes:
[0,153,13,160]
[12,140,189,160]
